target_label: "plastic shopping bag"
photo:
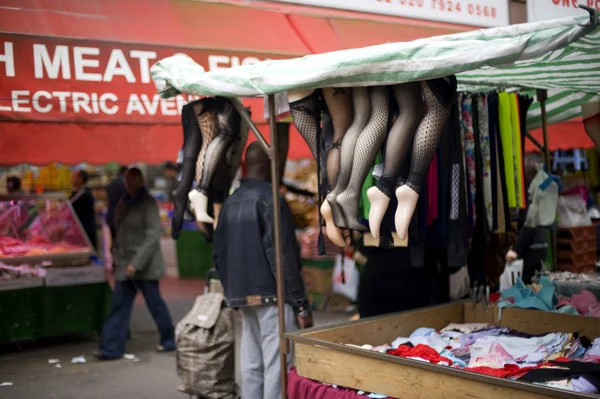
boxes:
[499,260,524,292]
[332,254,360,303]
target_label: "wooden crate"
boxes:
[286,302,600,399]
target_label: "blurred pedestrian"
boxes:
[70,169,97,250]
[6,176,24,194]
[163,161,179,202]
[106,165,128,241]
[94,167,175,360]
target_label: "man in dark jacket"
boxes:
[106,165,128,241]
[213,142,310,399]
[70,169,97,250]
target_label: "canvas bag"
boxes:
[175,292,237,398]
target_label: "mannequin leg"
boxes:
[321,87,354,246]
[190,98,240,224]
[336,87,390,231]
[172,101,202,239]
[289,89,320,160]
[582,102,600,153]
[395,78,456,240]
[193,101,219,184]
[367,82,423,238]
[327,87,371,229]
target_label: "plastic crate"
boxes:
[175,230,214,279]
[557,237,597,254]
[557,225,597,242]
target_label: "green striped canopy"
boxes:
[151,13,599,129]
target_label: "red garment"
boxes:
[389,344,453,365]
[489,292,501,304]
[426,154,439,225]
[463,363,548,379]
[287,367,392,399]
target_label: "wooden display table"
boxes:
[286,302,600,399]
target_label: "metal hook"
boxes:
[578,5,598,25]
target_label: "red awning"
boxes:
[0,0,467,165]
[525,119,594,153]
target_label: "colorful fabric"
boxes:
[389,344,454,366]
[498,92,516,208]
[509,93,526,209]
[476,95,493,231]
[460,95,477,228]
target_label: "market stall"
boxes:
[0,194,110,344]
[150,8,600,399]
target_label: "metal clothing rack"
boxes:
[227,86,556,398]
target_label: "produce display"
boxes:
[0,195,91,260]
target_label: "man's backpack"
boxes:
[175,287,237,398]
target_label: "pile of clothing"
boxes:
[351,323,600,394]
[496,276,600,317]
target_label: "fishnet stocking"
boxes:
[196,98,240,193]
[289,91,320,159]
[337,86,389,230]
[404,81,453,193]
[327,87,370,228]
[194,102,218,185]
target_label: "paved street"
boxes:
[0,278,350,399]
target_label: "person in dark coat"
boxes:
[70,169,97,250]
[106,165,128,241]
[95,167,174,360]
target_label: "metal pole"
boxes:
[524,132,544,153]
[538,89,557,271]
[537,89,551,171]
[231,99,271,155]
[267,94,289,399]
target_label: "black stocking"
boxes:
[289,90,320,159]
[327,87,371,228]
[196,98,241,193]
[395,76,457,241]
[172,101,202,239]
[366,82,423,238]
[337,86,389,231]
[405,77,457,192]
[193,99,218,185]
[190,97,241,224]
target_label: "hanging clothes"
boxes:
[427,154,439,225]
[459,94,478,231]
[447,104,469,267]
[498,92,517,209]
[476,94,493,232]
[509,93,526,209]
[489,93,509,233]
